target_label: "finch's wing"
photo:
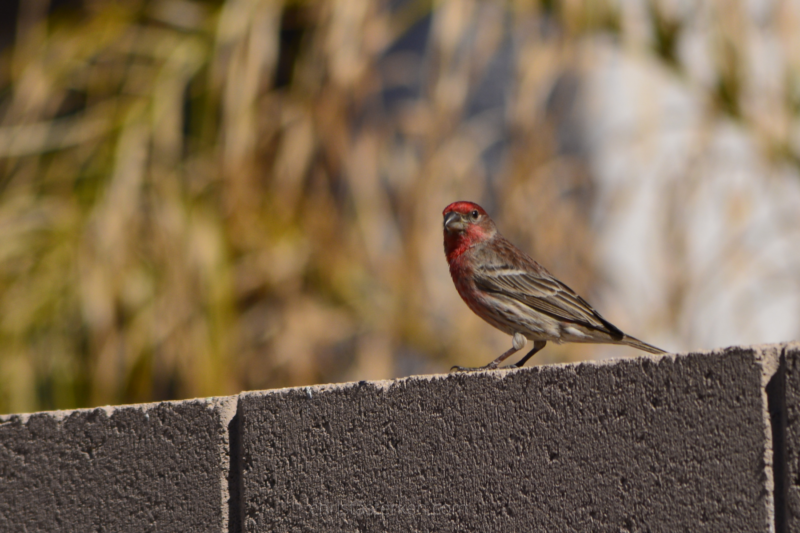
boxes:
[474,263,624,338]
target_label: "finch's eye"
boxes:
[470,210,479,219]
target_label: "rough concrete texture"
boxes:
[0,396,236,532]
[780,342,800,531]
[240,347,774,532]
[0,345,789,532]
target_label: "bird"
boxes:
[442,201,666,371]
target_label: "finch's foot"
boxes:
[450,334,529,372]
[450,363,499,373]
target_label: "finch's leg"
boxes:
[506,340,547,368]
[451,333,526,372]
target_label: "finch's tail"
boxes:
[620,335,667,355]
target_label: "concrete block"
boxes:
[0,397,237,532]
[780,343,800,531]
[239,347,773,532]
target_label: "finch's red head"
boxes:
[443,201,496,261]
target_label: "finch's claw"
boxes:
[450,364,500,372]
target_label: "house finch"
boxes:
[443,201,665,371]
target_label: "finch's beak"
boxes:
[443,212,466,232]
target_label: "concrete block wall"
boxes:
[1,343,798,532]
[0,397,237,531]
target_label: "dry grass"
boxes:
[0,0,797,413]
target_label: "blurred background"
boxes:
[1,0,799,414]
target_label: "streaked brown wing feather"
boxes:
[474,261,623,338]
